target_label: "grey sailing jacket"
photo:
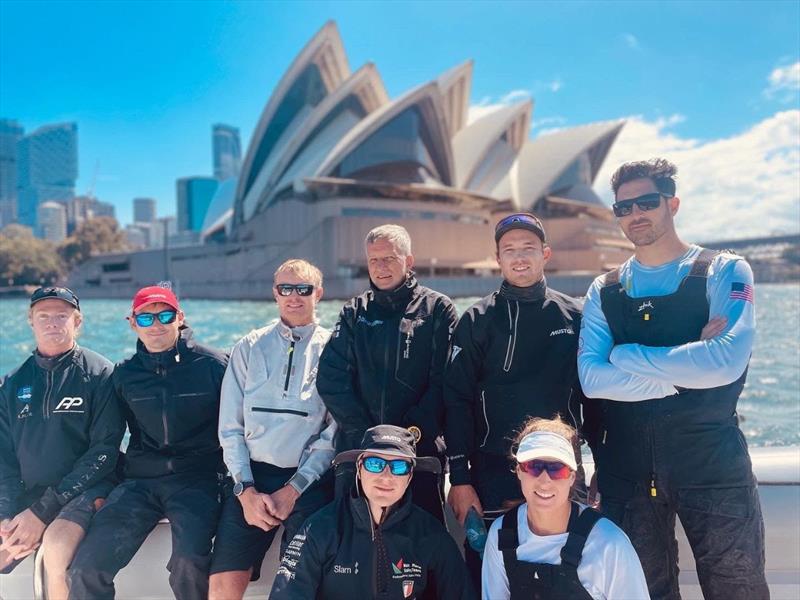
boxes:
[219,319,337,494]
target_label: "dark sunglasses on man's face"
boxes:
[275,283,315,297]
[612,192,666,217]
[133,310,177,327]
[518,460,572,480]
[361,456,413,476]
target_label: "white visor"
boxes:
[515,431,577,471]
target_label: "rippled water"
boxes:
[1,283,798,446]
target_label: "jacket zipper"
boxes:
[160,367,169,448]
[502,300,519,372]
[283,341,295,393]
[380,332,390,423]
[479,391,490,448]
[649,403,658,497]
[42,370,54,420]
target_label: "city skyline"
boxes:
[1,1,798,239]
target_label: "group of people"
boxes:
[0,158,768,600]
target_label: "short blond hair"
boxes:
[274,259,323,288]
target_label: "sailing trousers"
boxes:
[603,483,769,600]
[68,471,221,600]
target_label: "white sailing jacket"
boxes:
[219,319,337,494]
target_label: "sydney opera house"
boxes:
[69,22,633,299]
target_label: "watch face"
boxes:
[233,482,244,496]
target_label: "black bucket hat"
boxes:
[333,425,441,474]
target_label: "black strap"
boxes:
[688,247,720,278]
[560,505,603,568]
[498,504,522,585]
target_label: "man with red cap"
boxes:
[68,284,229,600]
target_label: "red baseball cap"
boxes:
[131,286,180,313]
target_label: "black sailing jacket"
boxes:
[0,346,124,523]
[317,275,457,457]
[444,279,599,487]
[269,489,476,600]
[113,326,228,478]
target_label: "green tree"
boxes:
[58,216,128,270]
[0,225,65,285]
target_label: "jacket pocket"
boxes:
[251,407,309,417]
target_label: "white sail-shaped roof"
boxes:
[314,81,455,187]
[514,120,625,210]
[437,60,473,138]
[235,21,350,223]
[452,100,532,194]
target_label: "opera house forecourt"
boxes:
[68,21,633,300]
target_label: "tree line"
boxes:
[0,217,128,286]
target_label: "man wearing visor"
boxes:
[69,285,228,600]
[444,213,595,589]
[210,260,336,599]
[0,287,123,600]
[578,158,767,599]
[270,425,475,600]
[318,224,458,522]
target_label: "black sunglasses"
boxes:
[275,284,315,297]
[133,310,178,327]
[612,192,667,217]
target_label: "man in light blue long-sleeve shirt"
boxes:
[578,158,767,600]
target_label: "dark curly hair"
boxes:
[610,158,678,198]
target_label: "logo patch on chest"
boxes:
[54,397,85,413]
[16,386,32,402]
[17,403,31,419]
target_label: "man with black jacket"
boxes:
[444,213,595,588]
[317,224,458,522]
[0,287,124,600]
[68,285,228,600]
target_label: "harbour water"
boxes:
[1,282,798,447]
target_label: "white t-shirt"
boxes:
[482,503,650,600]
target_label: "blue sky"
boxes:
[1,0,798,236]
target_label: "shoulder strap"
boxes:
[498,505,522,584]
[600,267,621,288]
[560,504,603,568]
[688,247,720,278]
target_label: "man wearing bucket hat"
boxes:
[481,417,648,599]
[444,213,598,588]
[0,287,124,600]
[270,425,476,600]
[68,285,228,600]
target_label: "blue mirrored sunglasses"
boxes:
[134,310,177,327]
[361,456,413,476]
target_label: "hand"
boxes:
[447,484,483,525]
[267,485,300,521]
[700,316,728,340]
[237,488,281,532]
[0,509,46,560]
[587,472,601,509]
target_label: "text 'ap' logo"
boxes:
[54,397,85,413]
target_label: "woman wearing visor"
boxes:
[482,417,649,599]
[270,425,476,600]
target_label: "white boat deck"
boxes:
[2,446,798,599]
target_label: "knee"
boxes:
[41,522,83,572]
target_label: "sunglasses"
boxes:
[495,213,545,234]
[361,456,413,476]
[612,192,666,217]
[275,284,315,297]
[133,310,178,327]
[518,460,572,480]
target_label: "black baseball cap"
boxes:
[494,212,547,245]
[333,425,441,473]
[30,286,80,310]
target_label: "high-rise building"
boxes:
[0,119,24,227]
[133,197,157,223]
[37,201,67,242]
[64,195,116,234]
[212,124,241,180]
[176,177,218,232]
[16,122,78,231]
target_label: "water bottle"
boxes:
[464,507,488,558]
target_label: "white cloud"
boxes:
[764,61,800,102]
[499,89,532,104]
[548,79,563,93]
[622,33,640,50]
[594,111,800,242]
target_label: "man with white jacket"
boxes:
[209,259,337,600]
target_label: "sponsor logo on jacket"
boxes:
[54,396,85,413]
[357,316,384,327]
[16,386,32,402]
[549,327,574,336]
[391,558,422,579]
[333,561,359,575]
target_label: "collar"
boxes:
[34,345,77,371]
[136,325,193,371]
[499,277,547,303]
[277,319,317,342]
[370,273,417,312]
[349,489,414,532]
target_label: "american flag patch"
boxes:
[730,282,754,303]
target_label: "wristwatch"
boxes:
[233,480,255,497]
